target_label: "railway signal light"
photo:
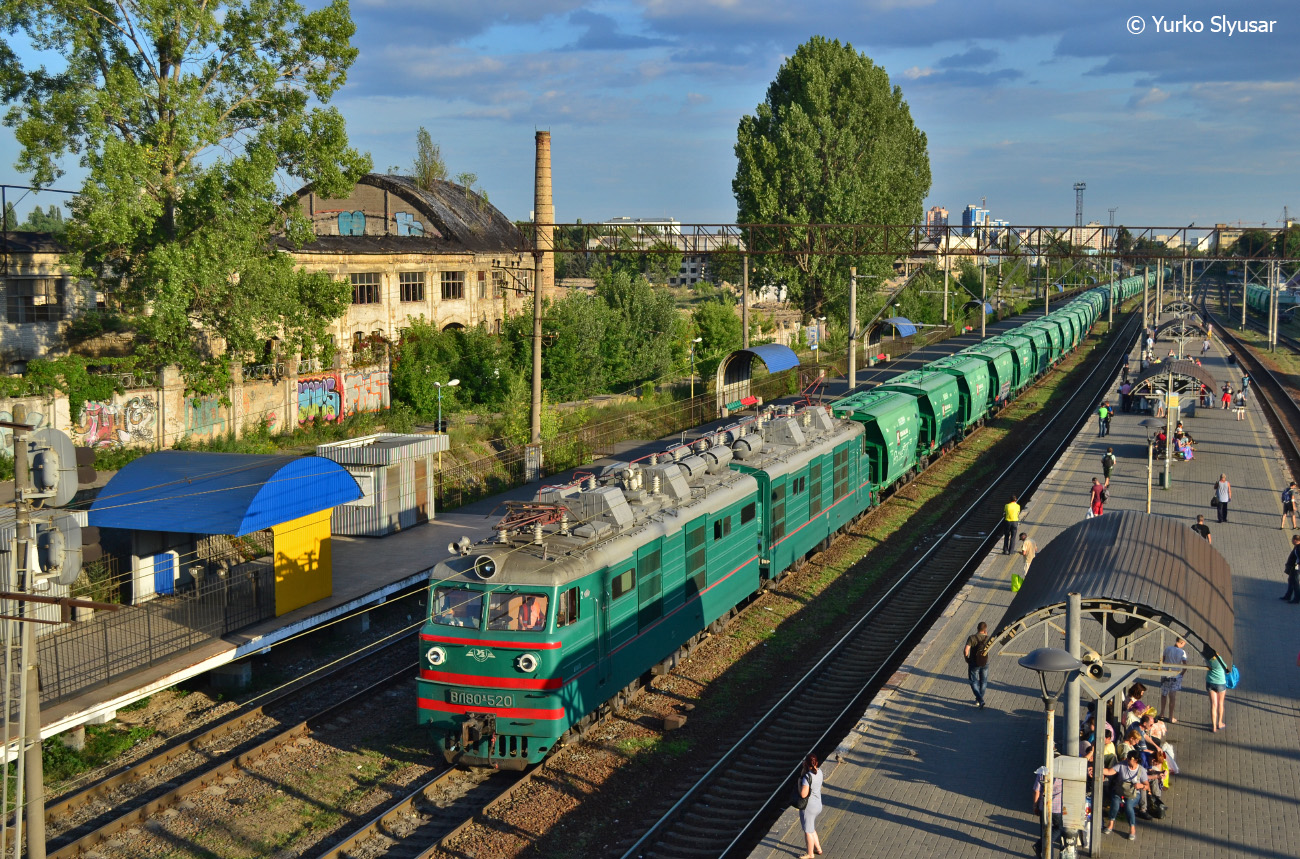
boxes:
[20,427,84,507]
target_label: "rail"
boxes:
[619,305,1141,859]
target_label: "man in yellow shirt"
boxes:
[1003,494,1020,554]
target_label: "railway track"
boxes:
[1201,302,1300,475]
[617,310,1142,859]
[46,629,420,858]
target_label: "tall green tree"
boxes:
[594,267,684,389]
[0,0,371,391]
[733,36,930,320]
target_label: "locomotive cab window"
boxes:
[713,516,732,541]
[740,503,756,525]
[432,587,482,628]
[556,586,580,627]
[487,592,549,631]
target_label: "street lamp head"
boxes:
[449,378,460,387]
[1018,647,1083,703]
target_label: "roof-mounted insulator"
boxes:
[560,511,570,536]
[497,529,509,544]
[586,475,598,490]
[533,521,544,545]
[651,472,662,495]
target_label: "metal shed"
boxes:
[317,433,448,536]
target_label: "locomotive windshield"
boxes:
[431,587,483,628]
[487,592,550,631]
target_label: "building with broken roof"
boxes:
[285,173,532,358]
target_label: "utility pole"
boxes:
[742,255,750,350]
[942,264,949,324]
[1241,264,1247,329]
[848,267,857,390]
[8,405,46,859]
[980,260,987,339]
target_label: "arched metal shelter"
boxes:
[1163,300,1198,315]
[715,344,800,413]
[992,511,1234,665]
[1154,314,1208,342]
[865,316,918,346]
[1128,359,1218,399]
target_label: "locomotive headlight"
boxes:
[515,652,540,673]
[426,646,447,666]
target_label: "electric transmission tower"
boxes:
[1074,182,1086,227]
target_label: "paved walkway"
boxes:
[751,319,1300,858]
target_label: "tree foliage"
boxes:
[413,127,449,190]
[0,0,371,392]
[733,36,930,320]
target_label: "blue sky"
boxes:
[2,0,1297,230]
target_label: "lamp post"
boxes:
[1019,647,1083,859]
[434,378,459,470]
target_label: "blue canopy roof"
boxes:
[884,316,918,337]
[89,452,362,536]
[741,343,800,373]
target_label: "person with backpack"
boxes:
[1087,477,1106,519]
[1281,534,1300,603]
[1101,448,1116,486]
[964,621,992,708]
[1206,650,1232,732]
[1282,482,1298,530]
[794,754,824,858]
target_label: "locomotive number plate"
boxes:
[449,690,514,708]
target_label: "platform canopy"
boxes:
[993,510,1233,665]
[1129,359,1218,398]
[1154,315,1208,341]
[883,316,918,337]
[715,344,801,411]
[89,451,362,536]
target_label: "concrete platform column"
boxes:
[209,661,253,692]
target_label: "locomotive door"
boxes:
[596,573,612,686]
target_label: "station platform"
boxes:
[751,323,1300,858]
[38,299,1096,738]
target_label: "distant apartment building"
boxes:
[925,206,949,238]
[962,205,990,237]
[1067,222,1108,252]
[286,173,531,357]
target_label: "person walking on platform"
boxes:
[1213,474,1232,523]
[1281,534,1300,603]
[1282,482,1298,530]
[1160,637,1188,723]
[1102,447,1116,486]
[1097,401,1109,437]
[1003,495,1021,554]
[1087,477,1106,519]
[1018,533,1038,575]
[1206,651,1231,732]
[1191,514,1212,543]
[1119,380,1132,412]
[1202,337,1211,355]
[796,754,824,858]
[965,621,992,708]
[1221,385,1232,410]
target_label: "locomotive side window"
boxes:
[833,448,849,498]
[432,587,483,628]
[792,475,806,495]
[638,549,663,626]
[740,503,756,524]
[685,523,707,596]
[487,592,549,631]
[611,569,635,600]
[556,586,580,627]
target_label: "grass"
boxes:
[42,723,156,785]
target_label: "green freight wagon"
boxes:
[985,333,1037,388]
[928,355,992,431]
[958,343,1017,407]
[832,391,921,493]
[875,369,962,459]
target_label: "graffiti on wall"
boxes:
[185,396,226,437]
[337,211,366,236]
[394,212,424,236]
[0,408,46,452]
[298,374,342,423]
[343,369,389,416]
[75,396,157,448]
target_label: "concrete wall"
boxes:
[0,362,390,452]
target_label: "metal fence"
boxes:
[36,560,275,705]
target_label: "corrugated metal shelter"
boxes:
[90,452,362,616]
[716,344,801,413]
[317,433,448,536]
[994,510,1234,665]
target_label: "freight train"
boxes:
[417,275,1148,769]
[1244,282,1300,318]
